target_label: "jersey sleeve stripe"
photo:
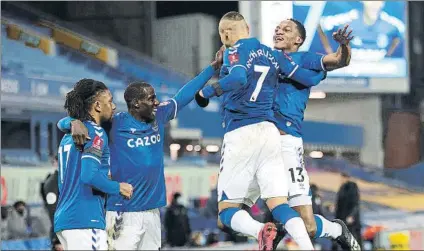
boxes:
[170,98,178,119]
[287,64,299,78]
[81,155,101,164]
[320,55,327,71]
[229,65,248,74]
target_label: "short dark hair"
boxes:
[221,11,245,21]
[124,82,153,110]
[288,18,306,47]
[64,79,108,121]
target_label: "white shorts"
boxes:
[280,134,311,207]
[57,229,107,250]
[106,209,161,250]
[217,121,288,206]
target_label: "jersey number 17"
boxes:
[58,144,72,184]
[250,65,270,102]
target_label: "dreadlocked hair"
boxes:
[64,78,108,121]
[124,81,153,110]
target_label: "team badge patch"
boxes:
[228,53,239,65]
[84,135,104,158]
[92,135,103,150]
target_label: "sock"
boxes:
[314,215,342,239]
[272,204,314,250]
[219,208,264,239]
[286,217,315,250]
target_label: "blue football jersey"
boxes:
[219,38,281,133]
[54,121,110,232]
[106,99,177,212]
[274,51,325,137]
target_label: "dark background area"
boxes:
[22,1,238,20]
[18,1,238,56]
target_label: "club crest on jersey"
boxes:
[152,121,159,132]
[228,53,239,65]
[92,135,104,150]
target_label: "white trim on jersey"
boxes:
[229,65,248,74]
[81,155,101,164]
[320,55,327,71]
[170,98,178,120]
[287,64,299,78]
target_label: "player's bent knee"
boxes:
[265,196,288,211]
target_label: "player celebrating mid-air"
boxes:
[272,19,361,250]
[195,11,328,250]
[54,79,133,250]
[57,51,224,250]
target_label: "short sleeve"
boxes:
[156,99,178,124]
[81,124,107,164]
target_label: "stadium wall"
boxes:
[152,14,219,77]
[305,95,383,167]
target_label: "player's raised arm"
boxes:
[173,46,224,109]
[322,24,353,71]
[199,43,249,99]
[276,51,326,87]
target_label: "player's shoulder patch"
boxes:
[228,53,239,65]
[84,135,104,158]
[92,135,104,150]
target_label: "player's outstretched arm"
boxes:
[323,44,351,71]
[199,43,249,99]
[173,63,217,108]
[200,66,248,98]
[277,51,326,87]
[57,116,114,146]
[323,24,353,71]
[172,46,224,109]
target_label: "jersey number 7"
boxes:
[250,65,270,102]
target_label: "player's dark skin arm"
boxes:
[323,44,352,71]
[322,24,353,71]
[57,117,111,148]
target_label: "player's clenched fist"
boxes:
[211,45,225,70]
[119,183,133,199]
